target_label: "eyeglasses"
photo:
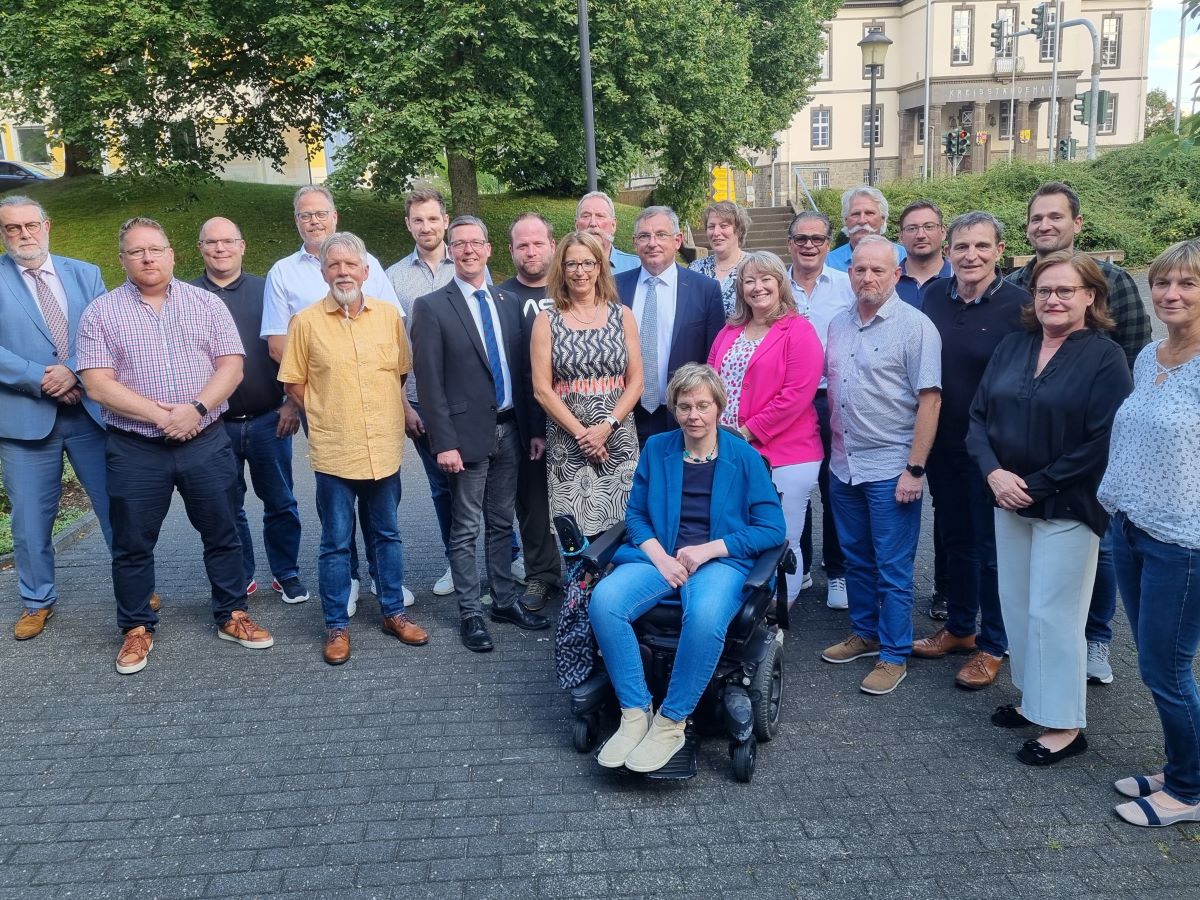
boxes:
[199,238,241,249]
[674,401,716,415]
[901,223,943,234]
[633,231,678,245]
[450,239,489,251]
[1034,285,1089,301]
[564,259,598,272]
[295,210,332,222]
[789,233,828,246]
[121,246,171,260]
[2,220,45,237]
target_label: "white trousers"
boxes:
[994,510,1099,729]
[771,460,822,602]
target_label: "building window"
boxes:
[1039,3,1060,62]
[812,169,830,189]
[952,8,973,65]
[819,29,832,80]
[862,105,882,147]
[811,108,832,150]
[1100,94,1118,134]
[996,6,1018,59]
[862,168,881,184]
[1101,16,1121,68]
[916,109,926,145]
[862,24,886,78]
[998,101,1014,139]
[15,127,51,164]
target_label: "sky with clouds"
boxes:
[1149,1,1199,108]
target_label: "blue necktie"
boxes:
[474,289,506,408]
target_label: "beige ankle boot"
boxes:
[624,713,687,773]
[597,707,652,768]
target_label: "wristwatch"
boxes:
[603,415,619,431]
[905,463,925,478]
[191,400,208,417]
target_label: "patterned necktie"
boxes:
[474,289,506,408]
[25,268,69,360]
[640,276,660,413]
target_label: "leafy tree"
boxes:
[1145,88,1175,138]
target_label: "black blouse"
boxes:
[966,329,1133,536]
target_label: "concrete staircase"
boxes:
[690,205,796,260]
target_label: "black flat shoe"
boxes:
[490,602,550,631]
[1017,731,1088,766]
[991,704,1033,728]
[460,615,494,653]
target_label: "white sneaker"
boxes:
[826,576,848,610]
[403,586,415,608]
[432,567,454,596]
[800,571,814,590]
[511,556,526,583]
[348,578,360,618]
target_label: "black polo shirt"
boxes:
[190,271,283,419]
[923,271,1028,450]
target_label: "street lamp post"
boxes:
[859,31,893,187]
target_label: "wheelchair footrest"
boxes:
[642,736,698,781]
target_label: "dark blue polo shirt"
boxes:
[895,257,952,309]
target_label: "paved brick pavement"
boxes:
[3,273,1197,899]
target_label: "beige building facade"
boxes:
[757,0,1151,200]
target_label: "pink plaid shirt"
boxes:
[77,278,244,437]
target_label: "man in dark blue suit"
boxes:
[0,196,111,640]
[615,206,725,443]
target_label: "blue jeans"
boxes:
[225,410,302,585]
[830,474,923,664]
[315,471,406,629]
[0,406,112,610]
[925,447,1007,656]
[590,560,745,721]
[1085,524,1117,643]
[1113,512,1200,805]
[301,409,367,580]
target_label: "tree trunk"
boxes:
[63,142,100,177]
[446,150,480,218]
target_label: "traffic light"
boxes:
[1096,90,1112,124]
[956,130,971,156]
[1031,3,1049,40]
[990,19,1006,55]
[943,130,956,157]
[1073,92,1091,124]
[1057,137,1075,160]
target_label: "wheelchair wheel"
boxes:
[572,718,597,753]
[731,737,757,783]
[751,638,783,742]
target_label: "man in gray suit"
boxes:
[0,195,111,639]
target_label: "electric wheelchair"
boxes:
[557,513,795,783]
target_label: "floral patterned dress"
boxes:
[545,303,640,536]
[717,333,764,427]
[689,254,740,318]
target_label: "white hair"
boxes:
[840,185,889,224]
[575,191,616,220]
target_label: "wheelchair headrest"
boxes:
[554,514,590,557]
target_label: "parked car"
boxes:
[0,161,59,192]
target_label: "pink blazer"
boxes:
[707,313,824,468]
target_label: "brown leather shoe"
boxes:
[116,626,153,674]
[381,613,429,646]
[14,607,53,640]
[955,650,1005,690]
[323,627,350,665]
[217,610,274,649]
[911,627,976,659]
[149,593,162,612]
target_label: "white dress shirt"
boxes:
[632,264,678,398]
[260,246,402,337]
[788,263,855,389]
[454,276,513,411]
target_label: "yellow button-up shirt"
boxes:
[278,295,411,481]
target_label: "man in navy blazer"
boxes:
[0,196,111,640]
[616,206,725,443]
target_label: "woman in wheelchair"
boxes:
[589,363,786,773]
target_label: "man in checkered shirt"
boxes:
[78,217,275,675]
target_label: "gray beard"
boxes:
[330,285,361,308]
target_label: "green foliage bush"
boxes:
[812,141,1200,266]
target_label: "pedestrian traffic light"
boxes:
[956,130,971,156]
[1073,92,1091,124]
[1031,3,1049,40]
[1057,137,1073,160]
[990,19,1006,55]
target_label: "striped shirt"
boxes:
[77,279,245,437]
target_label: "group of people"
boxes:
[1,179,1197,825]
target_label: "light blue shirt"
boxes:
[610,246,641,274]
[454,276,512,411]
[826,239,907,273]
[788,263,856,390]
[633,265,678,399]
[260,246,402,337]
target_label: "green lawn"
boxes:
[16,176,644,286]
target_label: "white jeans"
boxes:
[771,461,822,601]
[994,510,1099,729]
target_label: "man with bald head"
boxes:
[192,217,308,605]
